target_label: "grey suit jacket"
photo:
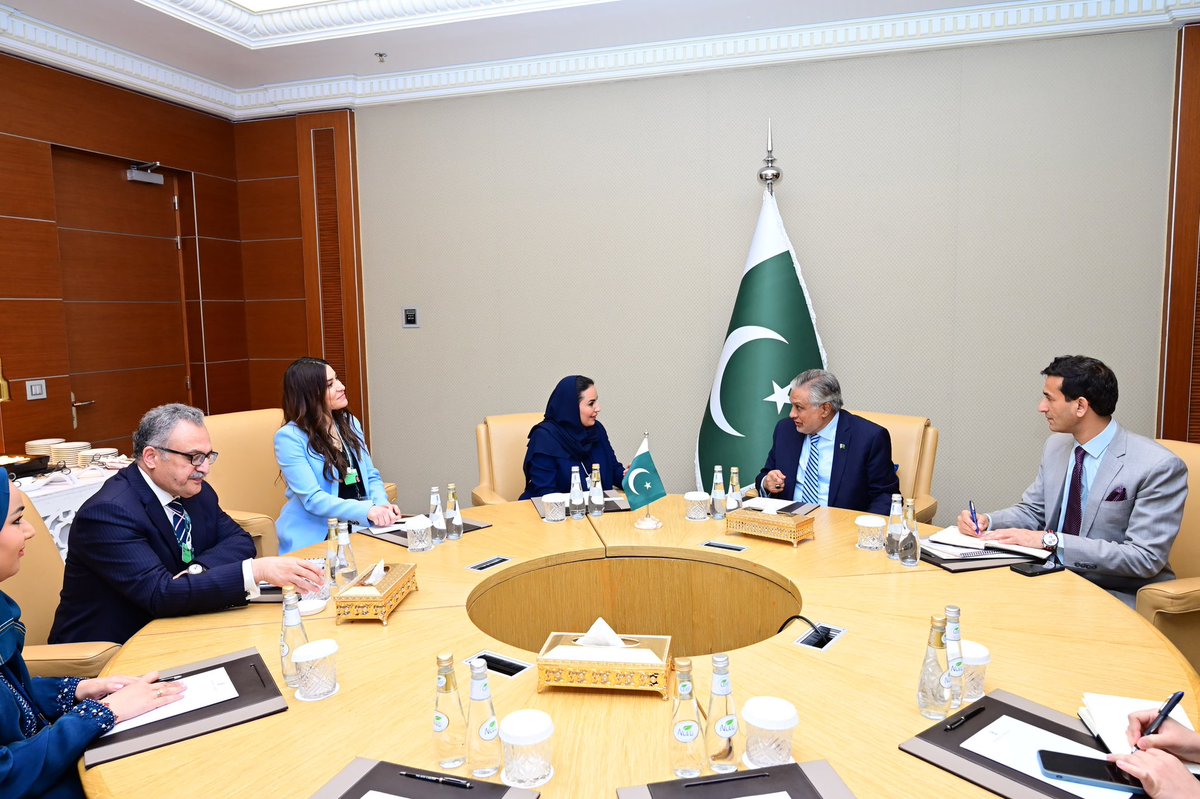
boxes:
[989,421,1187,598]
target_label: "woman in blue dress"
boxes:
[519,375,625,500]
[275,358,402,554]
[0,469,184,798]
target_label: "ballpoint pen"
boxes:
[944,705,985,731]
[968,500,981,537]
[398,770,473,789]
[1135,691,1186,751]
[684,772,769,788]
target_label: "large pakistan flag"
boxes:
[696,189,826,492]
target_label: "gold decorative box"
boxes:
[726,508,815,547]
[536,632,672,699]
[332,563,417,625]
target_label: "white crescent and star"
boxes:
[627,467,650,495]
[763,380,792,414]
[707,325,788,437]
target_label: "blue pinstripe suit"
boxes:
[49,464,256,645]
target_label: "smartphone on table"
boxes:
[1037,750,1146,794]
[1011,560,1066,577]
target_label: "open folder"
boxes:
[84,648,286,767]
[310,757,538,798]
[926,528,1051,561]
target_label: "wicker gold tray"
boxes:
[726,508,815,547]
[333,562,417,625]
[536,632,672,699]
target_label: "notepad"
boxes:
[960,715,1130,798]
[360,792,410,799]
[920,539,1026,561]
[102,667,239,737]
[928,527,1050,560]
[1078,692,1200,774]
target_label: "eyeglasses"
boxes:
[156,447,220,467]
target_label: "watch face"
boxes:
[1042,533,1058,550]
[187,563,204,575]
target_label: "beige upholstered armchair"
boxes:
[204,408,398,556]
[9,496,120,678]
[1137,439,1200,671]
[472,413,543,505]
[850,410,939,523]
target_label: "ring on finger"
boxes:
[155,688,163,698]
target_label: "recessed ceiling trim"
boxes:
[4,1,1200,120]
[133,0,621,48]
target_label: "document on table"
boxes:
[360,792,409,799]
[920,539,1025,561]
[730,793,791,799]
[960,715,1131,798]
[102,667,239,737]
[929,527,1050,560]
[1079,692,1200,774]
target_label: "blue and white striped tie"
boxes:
[800,435,821,505]
[167,499,193,558]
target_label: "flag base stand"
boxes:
[634,506,662,530]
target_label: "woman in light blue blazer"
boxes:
[274,358,402,554]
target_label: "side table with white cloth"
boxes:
[16,467,119,557]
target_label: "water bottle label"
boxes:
[280,638,289,657]
[433,712,449,733]
[437,675,447,689]
[946,622,961,641]
[479,717,499,741]
[714,714,738,739]
[678,680,692,696]
[470,679,491,701]
[949,660,965,677]
[283,609,300,626]
[673,720,700,743]
[939,672,953,689]
[711,675,731,696]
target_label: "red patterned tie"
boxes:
[1062,446,1086,536]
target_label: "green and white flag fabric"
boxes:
[622,436,667,511]
[696,189,826,492]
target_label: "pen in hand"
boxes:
[1134,691,1185,752]
[968,500,981,537]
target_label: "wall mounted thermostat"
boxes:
[402,308,419,328]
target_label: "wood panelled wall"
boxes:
[0,54,367,452]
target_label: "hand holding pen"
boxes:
[1125,693,1200,761]
[956,504,989,537]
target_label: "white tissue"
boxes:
[364,560,387,586]
[398,514,431,530]
[577,617,624,647]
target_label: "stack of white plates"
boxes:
[25,438,65,456]
[77,447,118,467]
[49,441,91,464]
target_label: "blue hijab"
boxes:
[529,376,599,463]
[0,468,28,675]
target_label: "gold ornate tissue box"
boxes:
[333,563,418,625]
[725,508,815,547]
[536,632,672,699]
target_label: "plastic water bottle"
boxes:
[710,466,726,521]
[899,497,920,568]
[434,652,467,768]
[279,585,308,687]
[668,657,705,778]
[588,463,605,518]
[917,615,950,720]
[704,653,742,773]
[334,521,358,589]
[885,493,904,560]
[569,466,586,520]
[429,486,447,545]
[446,483,464,540]
[466,659,502,778]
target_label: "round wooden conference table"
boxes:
[81,497,1200,799]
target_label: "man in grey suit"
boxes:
[957,355,1187,607]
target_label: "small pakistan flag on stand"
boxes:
[696,188,826,492]
[622,437,667,511]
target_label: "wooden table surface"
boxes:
[81,496,1200,798]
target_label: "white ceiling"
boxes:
[2,0,1199,119]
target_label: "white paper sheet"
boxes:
[732,793,791,799]
[960,715,1131,799]
[921,540,1024,560]
[102,667,239,737]
[930,527,1051,560]
[1080,693,1199,773]
[360,792,410,799]
[743,497,796,513]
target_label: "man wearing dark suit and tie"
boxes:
[957,355,1187,608]
[755,369,899,516]
[50,404,324,645]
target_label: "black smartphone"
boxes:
[1037,750,1146,793]
[1011,560,1067,577]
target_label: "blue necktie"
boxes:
[167,499,193,562]
[800,435,821,505]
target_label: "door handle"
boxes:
[69,392,95,430]
[72,400,96,408]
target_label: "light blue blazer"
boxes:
[274,417,390,554]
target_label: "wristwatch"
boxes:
[1041,531,1059,551]
[186,563,205,575]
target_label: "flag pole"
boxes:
[633,430,663,530]
[758,118,781,195]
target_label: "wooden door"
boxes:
[52,148,191,449]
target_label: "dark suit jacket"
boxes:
[755,411,899,515]
[49,464,256,645]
